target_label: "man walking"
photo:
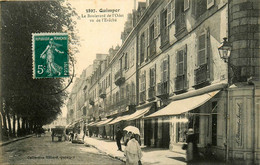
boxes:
[116,126,123,151]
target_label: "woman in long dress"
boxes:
[186,128,199,163]
[40,38,64,76]
[124,132,142,165]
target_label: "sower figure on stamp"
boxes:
[116,126,123,151]
[40,38,64,76]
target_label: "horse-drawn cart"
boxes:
[51,126,65,142]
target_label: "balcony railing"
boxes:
[139,90,146,104]
[114,70,125,86]
[99,88,106,98]
[175,75,187,93]
[175,13,186,35]
[194,64,210,88]
[156,81,168,98]
[148,86,156,101]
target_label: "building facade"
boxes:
[67,0,260,163]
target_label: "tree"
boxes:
[1,0,79,138]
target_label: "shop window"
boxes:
[177,122,188,143]
[187,109,200,144]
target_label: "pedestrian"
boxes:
[83,123,87,141]
[124,132,143,165]
[70,131,74,141]
[51,129,55,142]
[186,128,199,163]
[116,126,123,151]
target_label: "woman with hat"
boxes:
[186,128,199,163]
[124,132,143,165]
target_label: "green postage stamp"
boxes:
[32,33,69,79]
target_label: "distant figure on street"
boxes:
[69,131,74,141]
[83,123,87,141]
[186,128,199,163]
[116,126,123,151]
[51,130,55,142]
[124,132,143,165]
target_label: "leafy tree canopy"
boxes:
[1,0,79,126]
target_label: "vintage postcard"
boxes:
[1,0,259,165]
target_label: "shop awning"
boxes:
[145,90,220,118]
[123,106,151,121]
[87,121,97,127]
[96,118,114,127]
[108,115,130,125]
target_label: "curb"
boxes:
[84,142,126,163]
[0,135,33,146]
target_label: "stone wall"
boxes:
[229,0,260,82]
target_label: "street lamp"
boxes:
[218,37,232,63]
[218,37,232,163]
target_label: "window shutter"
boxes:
[154,64,156,86]
[144,70,146,90]
[145,29,148,60]
[149,68,152,87]
[158,14,160,36]
[176,50,179,76]
[184,0,189,11]
[138,35,141,65]
[125,53,128,69]
[207,0,214,9]
[171,0,175,22]
[198,33,206,66]
[160,61,163,82]
[167,2,172,26]
[184,44,187,75]
[154,16,158,39]
[191,0,196,18]
[147,27,150,46]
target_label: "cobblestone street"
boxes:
[0,133,123,165]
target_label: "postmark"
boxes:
[32,33,69,79]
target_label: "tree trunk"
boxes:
[17,115,21,136]
[1,108,8,135]
[25,119,29,134]
[12,114,16,137]
[6,109,12,137]
[22,117,26,136]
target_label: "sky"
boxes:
[69,0,141,77]
[61,0,144,117]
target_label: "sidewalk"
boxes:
[0,134,33,146]
[84,136,187,165]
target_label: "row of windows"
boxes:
[139,0,215,65]
[139,29,210,92]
